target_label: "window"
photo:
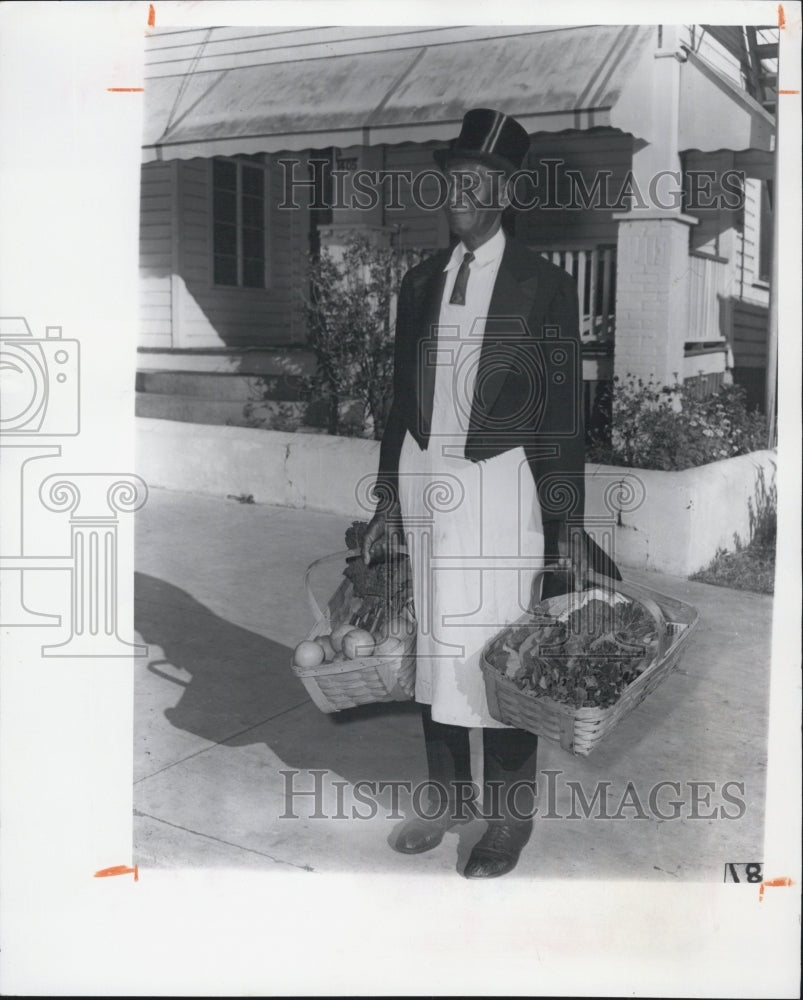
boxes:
[212,157,268,288]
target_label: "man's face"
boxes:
[444,159,510,249]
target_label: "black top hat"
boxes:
[434,108,530,177]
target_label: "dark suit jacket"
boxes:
[376,236,620,585]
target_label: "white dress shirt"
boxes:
[399,227,546,727]
[430,228,506,444]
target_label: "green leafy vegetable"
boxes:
[488,593,663,709]
[342,521,412,637]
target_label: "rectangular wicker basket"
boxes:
[291,550,416,714]
[481,573,699,756]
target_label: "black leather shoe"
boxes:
[462,819,533,878]
[392,795,477,855]
[392,816,451,854]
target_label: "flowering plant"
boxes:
[587,375,768,470]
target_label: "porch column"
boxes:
[611,24,698,388]
[613,212,698,386]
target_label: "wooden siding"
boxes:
[139,161,173,347]
[173,156,308,347]
[731,298,769,368]
[734,177,769,306]
[679,155,770,360]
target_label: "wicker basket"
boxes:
[291,549,416,713]
[481,568,699,756]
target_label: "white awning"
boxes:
[142,24,656,160]
[142,24,775,162]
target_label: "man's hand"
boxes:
[362,502,403,566]
[555,522,589,592]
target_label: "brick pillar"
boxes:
[609,25,700,390]
[613,212,698,387]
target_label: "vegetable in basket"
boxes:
[292,521,415,668]
[342,520,413,640]
[486,589,663,710]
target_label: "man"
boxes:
[362,108,619,878]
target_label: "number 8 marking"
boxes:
[745,863,763,883]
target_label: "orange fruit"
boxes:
[317,635,336,662]
[330,622,353,652]
[293,640,325,668]
[342,628,375,659]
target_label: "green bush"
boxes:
[303,234,429,440]
[587,375,768,470]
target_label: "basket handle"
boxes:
[304,549,357,625]
[304,545,410,625]
[530,564,667,661]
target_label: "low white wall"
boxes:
[136,417,776,577]
[136,418,379,519]
[584,452,777,576]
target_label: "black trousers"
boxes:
[421,705,538,820]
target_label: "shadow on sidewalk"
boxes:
[135,572,425,785]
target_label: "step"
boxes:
[135,370,304,402]
[135,392,311,430]
[136,347,317,377]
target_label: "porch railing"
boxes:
[686,252,729,342]
[531,244,617,343]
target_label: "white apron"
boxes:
[397,233,545,727]
[398,435,545,728]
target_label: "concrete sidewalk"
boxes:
[134,487,773,880]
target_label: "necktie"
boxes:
[449,251,475,305]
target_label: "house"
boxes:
[137,23,777,431]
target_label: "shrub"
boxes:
[690,543,775,594]
[690,466,777,593]
[747,464,777,550]
[587,375,768,470]
[303,234,429,439]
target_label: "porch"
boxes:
[135,237,754,437]
[137,24,776,430]
[530,241,745,435]
[531,244,616,441]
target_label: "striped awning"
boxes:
[142,24,775,161]
[142,24,656,159]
